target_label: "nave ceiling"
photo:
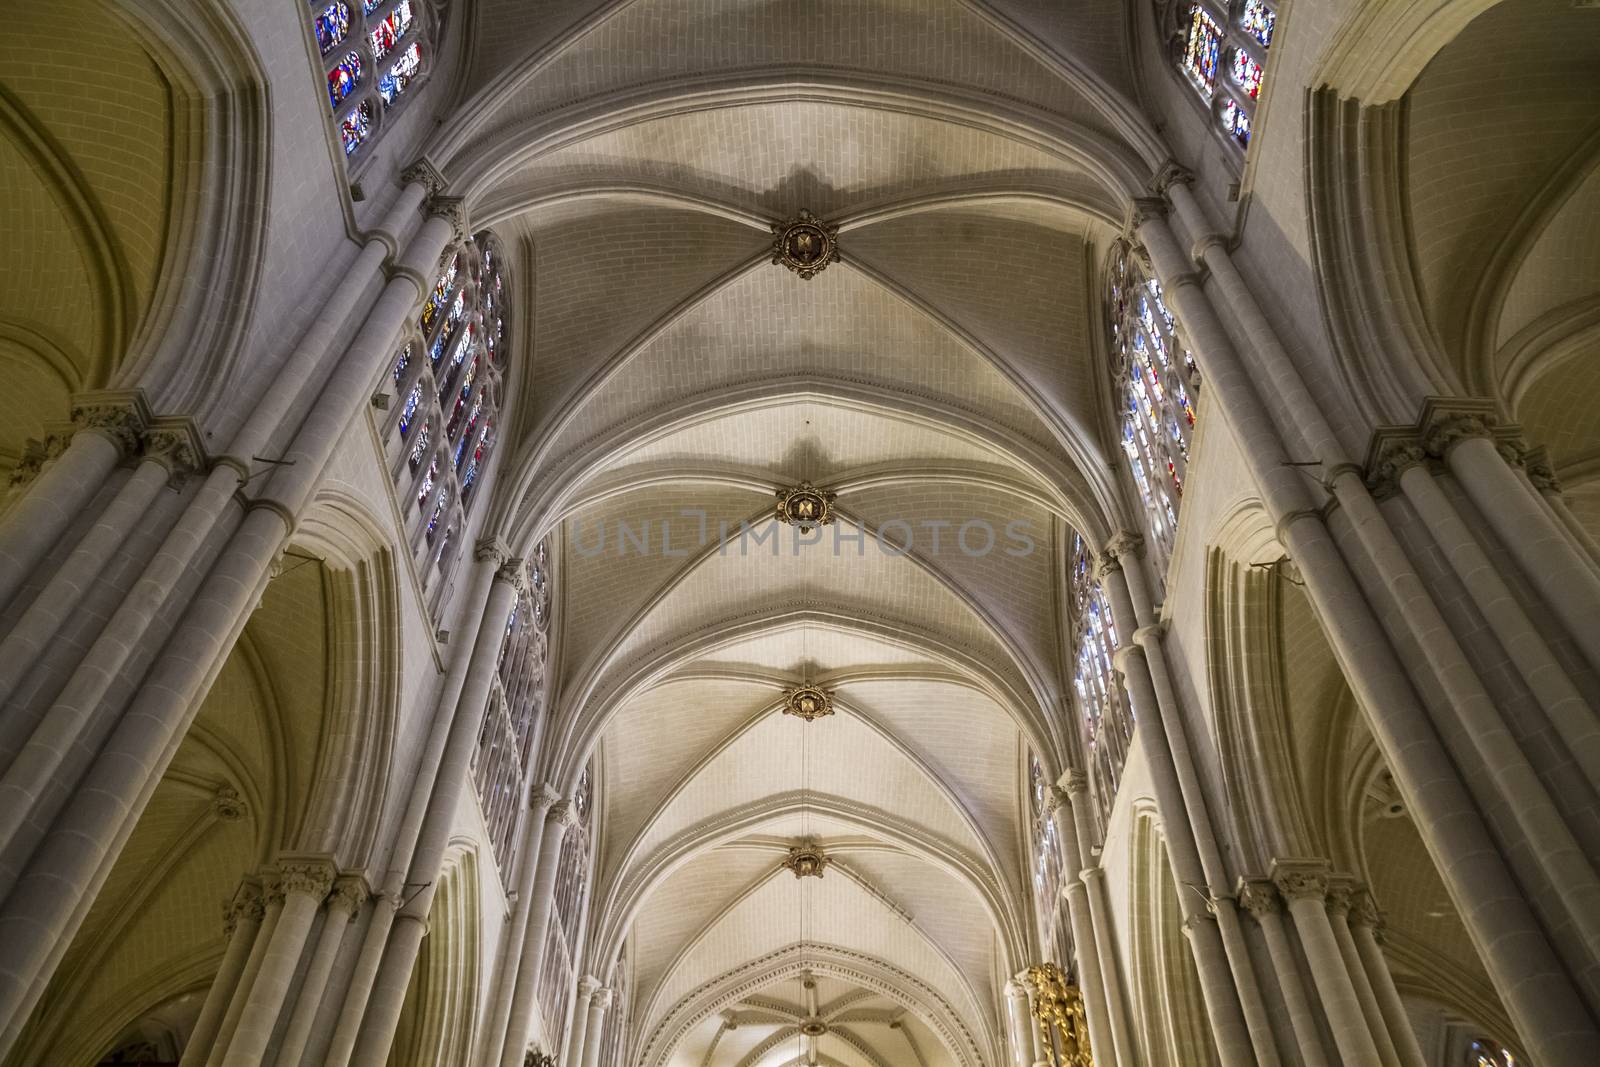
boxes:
[419,1,1162,1063]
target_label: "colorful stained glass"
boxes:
[1182,4,1223,96]
[398,381,422,436]
[425,486,449,539]
[462,425,489,498]
[417,459,437,509]
[1221,98,1252,146]
[363,0,384,13]
[1242,0,1275,48]
[327,51,362,110]
[367,0,413,60]
[340,100,374,156]
[378,42,422,109]
[391,343,411,385]
[314,2,351,55]
[409,423,431,469]
[421,257,460,333]
[1231,49,1263,98]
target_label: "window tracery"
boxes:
[1028,754,1068,962]
[538,764,594,1049]
[1069,535,1135,831]
[471,538,552,871]
[383,230,510,616]
[1174,1,1276,155]
[1107,245,1197,590]
[306,0,435,160]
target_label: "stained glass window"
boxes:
[1469,1041,1515,1067]
[366,0,413,60]
[384,232,511,598]
[314,2,351,54]
[378,41,423,109]
[1106,247,1197,592]
[1029,754,1069,963]
[309,0,433,161]
[1069,534,1135,831]
[1182,5,1223,95]
[1231,49,1263,98]
[1242,0,1275,48]
[327,52,362,109]
[1221,99,1252,146]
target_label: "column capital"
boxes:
[590,987,615,1013]
[1324,876,1357,919]
[1003,978,1029,1000]
[1363,433,1429,498]
[278,856,339,900]
[1349,886,1383,930]
[1040,785,1067,817]
[1058,768,1089,798]
[1270,859,1330,902]
[144,416,208,490]
[548,799,577,827]
[1103,530,1143,562]
[428,195,470,244]
[577,974,603,999]
[1090,550,1122,580]
[476,536,513,565]
[262,871,286,908]
[1236,879,1279,919]
[400,158,448,197]
[71,389,151,456]
[1130,196,1169,229]
[531,782,563,811]
[1150,161,1195,195]
[1522,445,1561,494]
[224,880,267,936]
[328,874,371,917]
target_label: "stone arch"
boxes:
[392,840,484,1067]
[1127,806,1217,1067]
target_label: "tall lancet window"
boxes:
[598,947,630,1067]
[383,230,509,615]
[1028,754,1069,963]
[538,764,594,1048]
[1069,534,1135,832]
[308,0,436,159]
[471,537,552,872]
[1173,0,1276,153]
[1107,244,1198,591]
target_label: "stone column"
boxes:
[566,977,600,1067]
[1439,427,1600,676]
[1272,863,1382,1067]
[499,801,576,1067]
[0,200,460,1055]
[179,883,265,1067]
[1392,455,1600,794]
[326,540,511,1067]
[276,875,368,1066]
[204,877,286,1067]
[221,857,337,1066]
[0,393,145,613]
[1017,973,1050,1067]
[579,987,612,1067]
[482,785,562,1067]
[1350,889,1428,1067]
[1096,558,1265,1067]
[350,558,524,1067]
[0,430,189,714]
[1063,773,1134,1067]
[1003,979,1034,1067]
[1326,879,1400,1067]
[1135,200,1599,1066]
[1237,881,1329,1067]
[1046,784,1118,1067]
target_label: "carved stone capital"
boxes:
[578,974,603,998]
[1522,446,1560,493]
[1365,438,1428,497]
[1103,530,1144,562]
[1091,551,1122,580]
[1130,196,1169,229]
[1325,878,1356,918]
[262,873,286,908]
[532,783,563,811]
[328,875,370,917]
[428,196,470,244]
[71,391,150,455]
[145,419,206,490]
[1237,880,1279,919]
[475,537,512,565]
[211,785,247,821]
[278,857,338,900]
[1350,887,1382,929]
[1271,861,1330,902]
[548,800,576,827]
[1151,161,1195,195]
[497,558,528,593]
[224,881,266,936]
[1040,785,1067,818]
[400,158,448,197]
[1059,769,1090,798]
[590,987,615,1013]
[8,432,72,487]
[1423,412,1493,459]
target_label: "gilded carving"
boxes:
[770,210,839,280]
[1023,962,1093,1067]
[782,684,834,722]
[775,482,836,527]
[783,842,828,879]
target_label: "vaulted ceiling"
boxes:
[427,1,1162,1064]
